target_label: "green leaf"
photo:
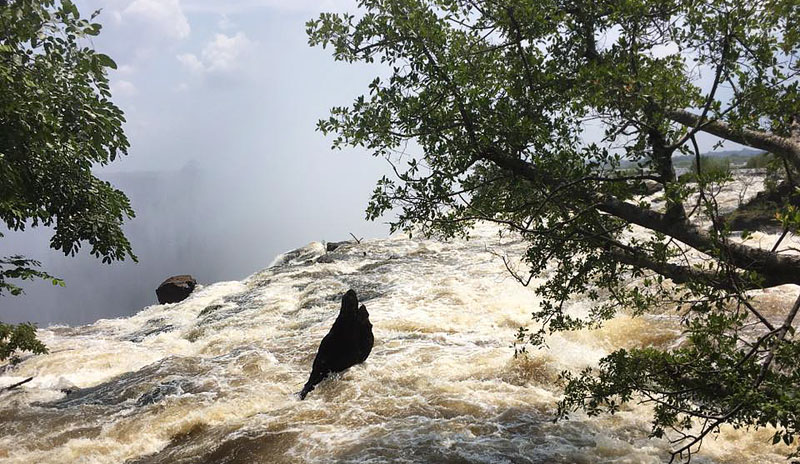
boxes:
[96,53,117,69]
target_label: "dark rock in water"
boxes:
[127,324,175,343]
[299,289,374,400]
[723,181,799,232]
[642,180,664,195]
[316,255,335,264]
[156,275,197,304]
[136,379,186,407]
[199,304,223,317]
[326,241,349,252]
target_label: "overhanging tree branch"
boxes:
[596,197,800,287]
[481,148,800,287]
[310,2,800,459]
[666,109,800,173]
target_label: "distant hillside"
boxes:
[689,148,763,158]
[672,148,764,163]
[618,148,764,170]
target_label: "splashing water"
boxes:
[0,223,793,463]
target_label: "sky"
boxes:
[3,0,399,325]
[85,0,379,173]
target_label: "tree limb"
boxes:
[480,148,800,287]
[597,197,800,287]
[2,376,33,391]
[666,109,800,173]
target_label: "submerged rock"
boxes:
[300,289,374,400]
[199,304,223,317]
[270,242,326,267]
[40,358,208,410]
[136,379,187,407]
[127,324,175,343]
[156,275,197,304]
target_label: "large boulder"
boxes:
[156,275,197,304]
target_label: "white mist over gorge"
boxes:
[1,0,391,325]
[2,163,389,325]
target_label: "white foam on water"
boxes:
[0,222,795,463]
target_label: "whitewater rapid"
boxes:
[0,222,793,463]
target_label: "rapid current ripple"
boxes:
[0,223,793,463]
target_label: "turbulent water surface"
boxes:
[0,223,794,463]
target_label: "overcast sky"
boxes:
[83,0,383,173]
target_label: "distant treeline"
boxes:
[615,148,764,172]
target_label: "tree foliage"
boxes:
[309,0,800,460]
[0,0,135,361]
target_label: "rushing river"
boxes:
[0,222,793,463]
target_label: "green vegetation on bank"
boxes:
[677,155,732,182]
[0,0,135,362]
[745,151,776,169]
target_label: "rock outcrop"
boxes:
[299,289,374,399]
[326,241,349,252]
[156,275,197,304]
[724,180,799,232]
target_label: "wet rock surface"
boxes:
[724,180,798,232]
[156,275,197,304]
[135,379,190,407]
[126,318,176,342]
[300,290,374,400]
[325,241,350,252]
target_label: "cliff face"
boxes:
[0,223,792,463]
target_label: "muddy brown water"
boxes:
[0,223,793,463]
